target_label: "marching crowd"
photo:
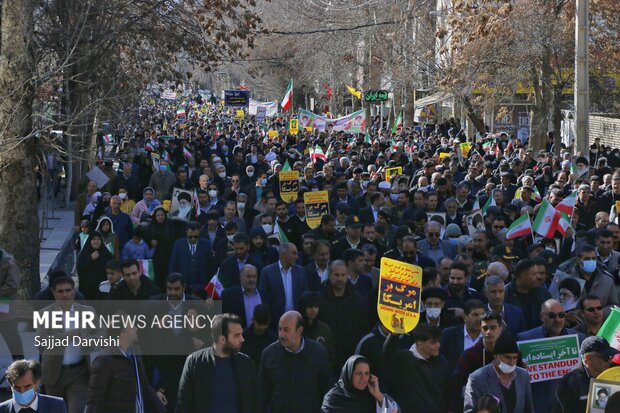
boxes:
[3,95,620,413]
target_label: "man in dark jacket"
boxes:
[176,313,260,413]
[85,325,166,413]
[259,311,331,413]
[317,260,369,371]
[552,336,618,413]
[383,324,450,413]
[110,259,161,300]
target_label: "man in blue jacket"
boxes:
[517,299,586,413]
[1,359,67,413]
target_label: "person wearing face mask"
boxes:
[566,244,619,314]
[117,186,136,215]
[204,184,225,215]
[148,159,176,201]
[464,333,534,413]
[1,359,67,413]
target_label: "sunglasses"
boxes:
[585,306,603,313]
[427,233,440,237]
[544,312,566,319]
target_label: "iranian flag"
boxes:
[598,308,620,351]
[145,141,154,152]
[183,147,192,159]
[205,273,224,299]
[282,160,292,172]
[391,111,403,134]
[137,259,155,281]
[390,139,398,152]
[364,133,372,144]
[553,191,577,236]
[533,200,558,238]
[556,191,577,217]
[103,134,114,144]
[506,213,532,240]
[310,144,327,163]
[280,80,293,111]
[176,107,186,118]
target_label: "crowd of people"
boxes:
[3,94,620,413]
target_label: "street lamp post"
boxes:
[574,0,589,155]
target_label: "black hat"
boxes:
[493,245,518,260]
[580,336,620,358]
[377,210,391,222]
[345,215,363,228]
[526,242,543,254]
[493,333,520,355]
[421,287,447,302]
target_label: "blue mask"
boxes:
[13,388,36,406]
[159,165,167,172]
[581,259,597,273]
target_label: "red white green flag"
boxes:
[533,199,558,238]
[506,213,532,240]
[556,191,577,217]
[310,144,327,163]
[137,259,155,281]
[391,111,403,134]
[598,307,620,351]
[280,80,293,111]
[176,107,186,118]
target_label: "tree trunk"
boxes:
[0,0,39,297]
[462,96,486,134]
[552,86,563,157]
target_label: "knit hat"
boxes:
[493,333,520,355]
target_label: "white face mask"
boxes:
[426,307,441,319]
[208,190,217,198]
[498,361,516,374]
[262,224,273,234]
[218,172,226,179]
[237,202,246,210]
[247,171,254,177]
[227,235,235,242]
[118,193,127,200]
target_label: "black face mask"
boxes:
[101,200,110,207]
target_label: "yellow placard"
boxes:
[460,142,472,158]
[268,130,278,140]
[279,171,300,203]
[236,109,245,119]
[162,200,171,212]
[597,366,620,381]
[304,191,330,229]
[377,257,422,334]
[305,126,313,132]
[385,166,402,183]
[289,118,299,135]
[616,201,620,214]
[438,152,451,161]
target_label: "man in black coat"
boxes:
[110,259,161,300]
[259,311,331,413]
[221,264,267,328]
[176,313,260,413]
[318,260,369,372]
[383,324,450,413]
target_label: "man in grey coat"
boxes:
[464,333,534,413]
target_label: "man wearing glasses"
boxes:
[575,295,605,337]
[417,221,457,264]
[517,299,586,413]
[551,336,618,413]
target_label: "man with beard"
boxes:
[176,313,260,413]
[444,262,480,315]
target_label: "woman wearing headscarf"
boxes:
[95,216,120,257]
[321,355,399,413]
[131,187,161,226]
[298,291,335,369]
[77,231,114,299]
[144,206,180,291]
